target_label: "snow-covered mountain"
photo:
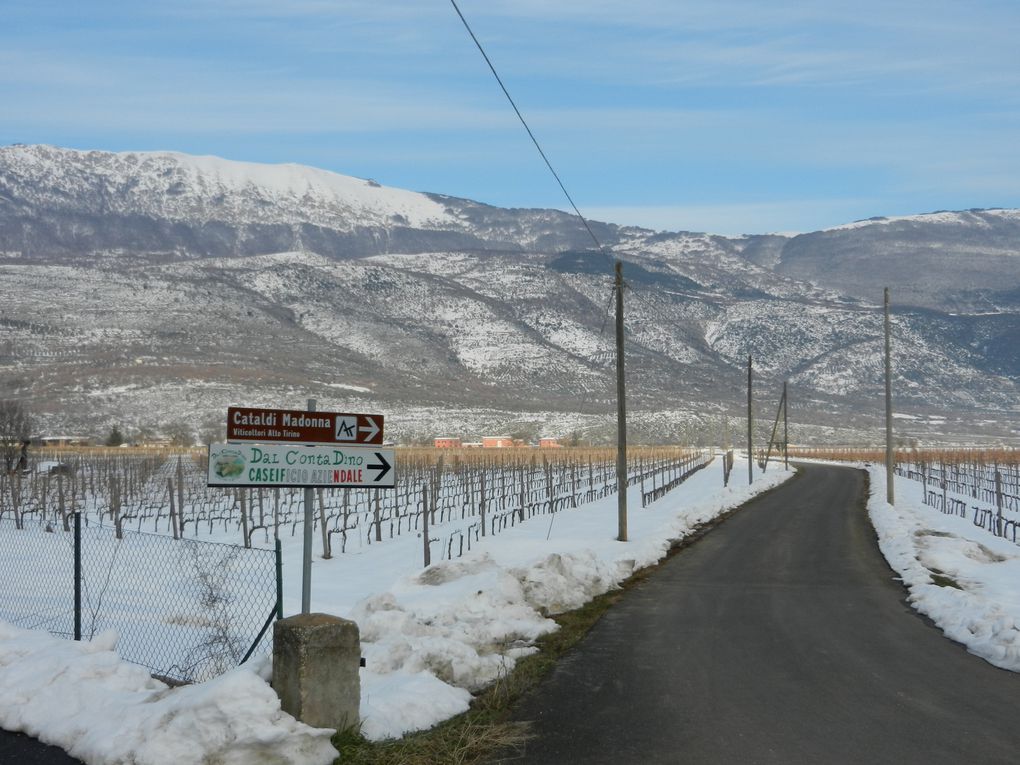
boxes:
[1,145,1018,444]
[0,144,627,261]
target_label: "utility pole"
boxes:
[301,397,316,613]
[747,355,753,486]
[783,381,789,470]
[763,383,787,473]
[884,288,895,505]
[615,260,628,542]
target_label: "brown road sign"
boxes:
[227,406,384,446]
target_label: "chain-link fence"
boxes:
[0,514,280,683]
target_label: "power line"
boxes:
[448,0,612,267]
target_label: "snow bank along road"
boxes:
[507,463,1020,764]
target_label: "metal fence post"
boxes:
[73,511,82,641]
[995,470,1004,537]
[276,537,284,620]
[422,482,431,567]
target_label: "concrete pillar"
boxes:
[272,613,361,731]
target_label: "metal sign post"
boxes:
[302,399,315,614]
[212,401,395,617]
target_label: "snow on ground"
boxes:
[0,454,791,762]
[0,625,337,765]
[866,465,1020,671]
[9,454,1020,763]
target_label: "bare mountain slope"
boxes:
[775,210,1020,313]
[1,145,1018,443]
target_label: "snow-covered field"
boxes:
[0,455,791,764]
[867,464,1020,671]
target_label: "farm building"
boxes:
[482,436,514,448]
[36,436,92,447]
[433,437,462,448]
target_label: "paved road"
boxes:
[0,730,82,765]
[506,463,1020,764]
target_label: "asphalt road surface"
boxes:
[0,730,83,765]
[505,463,1020,764]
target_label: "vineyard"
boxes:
[0,445,712,681]
[0,446,710,559]
[789,447,1020,544]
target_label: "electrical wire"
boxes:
[448,0,613,268]
[447,0,633,441]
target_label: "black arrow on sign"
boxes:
[368,452,392,482]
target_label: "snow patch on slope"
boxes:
[825,209,1020,232]
[1,144,455,230]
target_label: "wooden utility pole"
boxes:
[783,381,789,470]
[615,260,628,542]
[884,288,895,505]
[763,384,787,473]
[747,355,753,486]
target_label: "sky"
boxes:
[3,0,1019,235]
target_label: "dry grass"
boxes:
[331,577,635,765]
[788,446,1020,468]
[334,716,531,765]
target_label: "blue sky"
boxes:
[3,0,1019,235]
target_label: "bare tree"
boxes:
[198,414,225,446]
[0,400,32,472]
[165,421,195,447]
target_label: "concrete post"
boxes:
[273,613,361,732]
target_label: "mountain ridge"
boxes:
[1,144,1018,444]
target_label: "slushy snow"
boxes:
[866,464,1020,671]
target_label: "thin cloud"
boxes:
[582,199,882,237]
[3,0,1019,234]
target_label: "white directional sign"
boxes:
[207,442,395,489]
